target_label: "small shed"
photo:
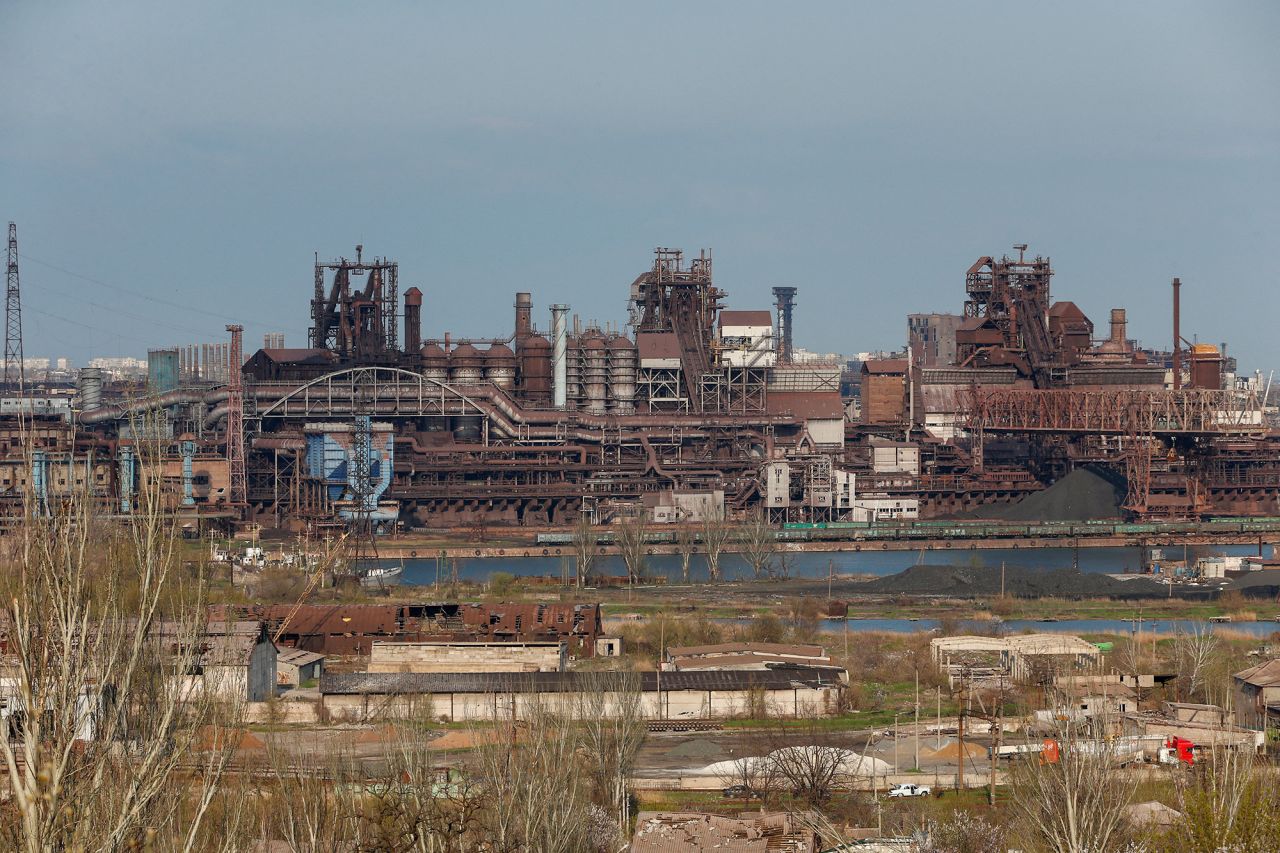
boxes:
[277,648,325,687]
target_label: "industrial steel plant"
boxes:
[2,234,1275,540]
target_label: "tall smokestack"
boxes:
[515,292,532,341]
[772,286,797,363]
[403,287,422,352]
[1172,277,1182,390]
[1109,308,1127,348]
[551,304,568,409]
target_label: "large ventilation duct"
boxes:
[551,304,568,409]
[772,286,797,363]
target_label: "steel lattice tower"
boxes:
[225,324,246,508]
[4,223,24,392]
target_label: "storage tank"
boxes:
[608,335,637,414]
[78,367,104,411]
[485,344,517,390]
[147,348,180,393]
[421,343,449,384]
[448,343,484,385]
[519,335,552,401]
[582,335,608,414]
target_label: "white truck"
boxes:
[887,783,932,798]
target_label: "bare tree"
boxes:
[473,704,595,853]
[570,510,598,588]
[737,508,777,580]
[674,522,697,584]
[615,511,648,586]
[700,506,732,582]
[1008,721,1135,853]
[575,672,647,841]
[715,750,783,804]
[0,428,243,853]
[1172,626,1220,704]
[762,717,863,806]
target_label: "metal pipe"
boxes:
[551,304,568,409]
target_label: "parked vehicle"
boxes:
[887,783,931,798]
[722,784,763,799]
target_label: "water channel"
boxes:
[387,544,1266,586]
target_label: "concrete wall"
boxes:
[322,684,840,723]
[368,641,564,673]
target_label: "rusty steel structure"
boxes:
[0,240,1273,532]
[9,246,849,534]
[310,245,399,357]
[4,223,23,393]
[962,387,1262,437]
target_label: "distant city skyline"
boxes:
[4,2,1277,371]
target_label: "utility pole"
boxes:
[989,673,1003,806]
[936,687,942,749]
[957,668,967,791]
[914,667,920,771]
[4,223,24,393]
[893,713,899,774]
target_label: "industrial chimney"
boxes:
[772,286,797,363]
[515,292,532,341]
[1109,308,1128,349]
[403,287,422,352]
[551,304,568,408]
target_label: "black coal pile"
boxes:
[971,467,1124,521]
[860,563,1166,598]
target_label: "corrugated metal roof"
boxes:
[1234,659,1280,688]
[862,359,908,375]
[719,310,773,327]
[668,642,826,658]
[278,648,325,666]
[259,348,338,363]
[636,332,682,360]
[321,667,837,695]
[764,392,844,419]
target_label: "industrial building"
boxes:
[318,668,844,722]
[0,242,1274,548]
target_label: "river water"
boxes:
[825,617,1280,637]
[387,544,1265,586]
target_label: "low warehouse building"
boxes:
[368,640,565,673]
[319,668,843,722]
[666,642,846,681]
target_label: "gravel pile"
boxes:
[859,563,1167,598]
[971,467,1124,521]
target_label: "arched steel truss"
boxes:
[250,367,488,423]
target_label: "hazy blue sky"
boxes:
[3,2,1277,369]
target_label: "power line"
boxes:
[18,251,247,324]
